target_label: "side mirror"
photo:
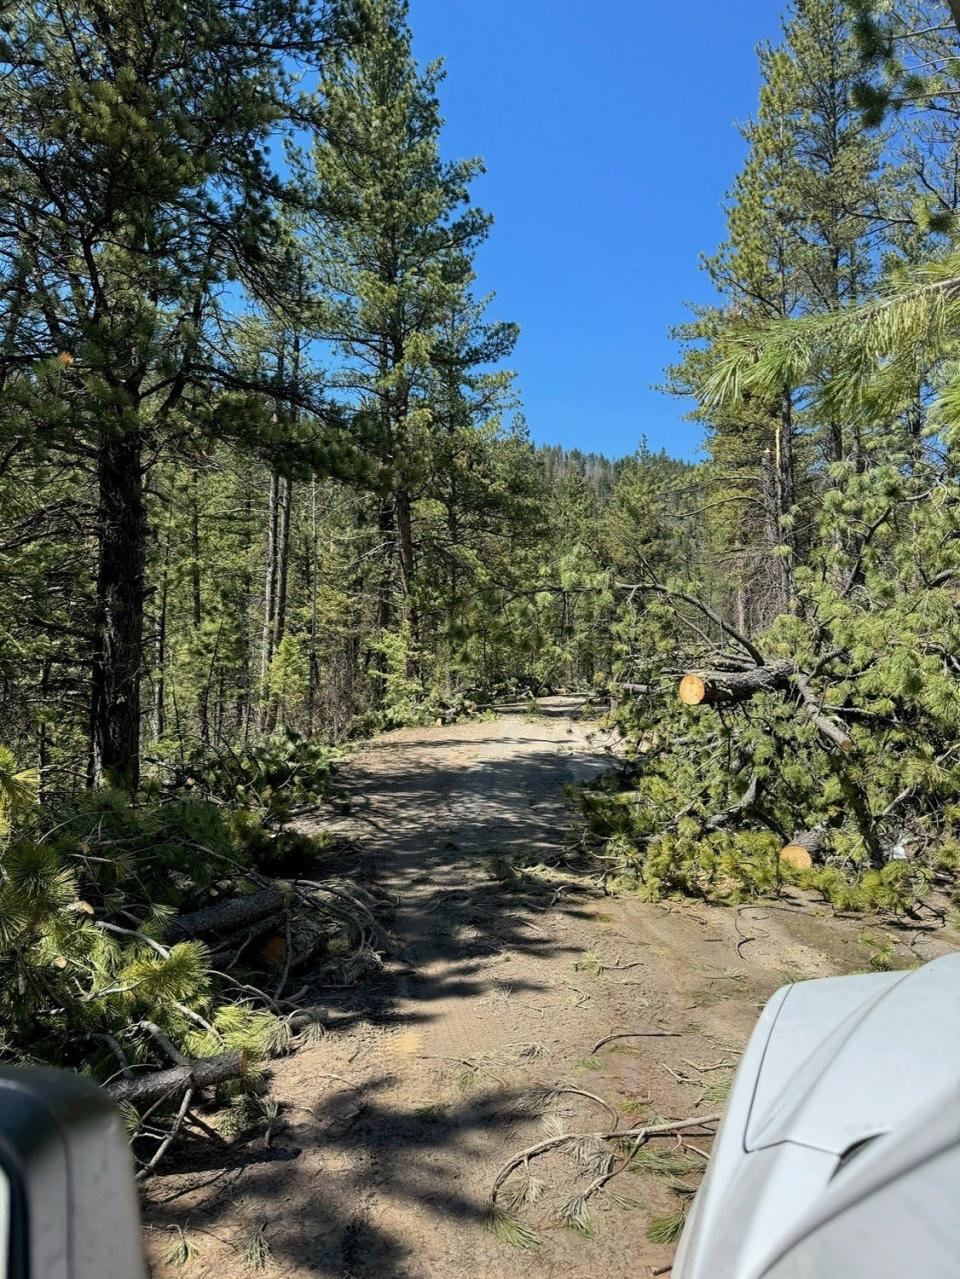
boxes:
[0,1066,146,1279]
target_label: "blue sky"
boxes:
[409,0,785,461]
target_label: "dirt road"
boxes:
[145,699,956,1278]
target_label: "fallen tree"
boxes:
[779,829,825,870]
[582,524,960,909]
[677,665,855,752]
[168,886,288,940]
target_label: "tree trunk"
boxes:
[37,658,51,799]
[169,885,286,940]
[259,468,279,718]
[395,487,416,603]
[780,827,825,870]
[90,429,146,791]
[679,665,793,707]
[154,523,170,741]
[678,665,855,752]
[264,473,292,732]
[775,389,796,605]
[190,471,210,744]
[307,478,319,735]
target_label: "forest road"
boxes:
[144,697,955,1279]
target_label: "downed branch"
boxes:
[791,673,855,753]
[679,665,792,707]
[491,1112,721,1204]
[107,1049,248,1106]
[675,663,855,754]
[705,772,759,831]
[168,886,287,940]
[591,1030,681,1054]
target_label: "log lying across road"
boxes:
[167,885,287,941]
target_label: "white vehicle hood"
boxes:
[746,955,960,1154]
[673,952,960,1279]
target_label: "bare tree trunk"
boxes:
[264,473,292,732]
[307,478,319,735]
[190,470,201,630]
[190,470,210,743]
[775,389,796,606]
[91,429,146,791]
[154,535,169,741]
[395,487,420,671]
[259,468,279,721]
[735,575,748,638]
[37,658,51,800]
[395,488,415,602]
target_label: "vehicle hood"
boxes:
[746,953,960,1154]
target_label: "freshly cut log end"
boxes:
[679,674,707,705]
[780,828,824,871]
[679,665,793,707]
[780,844,814,871]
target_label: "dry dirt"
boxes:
[144,697,957,1278]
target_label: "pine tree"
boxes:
[670,0,889,625]
[0,0,333,788]
[309,0,513,679]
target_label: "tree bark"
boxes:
[154,523,170,741]
[395,486,418,635]
[679,665,794,707]
[90,429,146,791]
[264,473,292,731]
[705,771,760,831]
[168,885,287,940]
[775,389,796,604]
[259,468,279,716]
[793,673,855,753]
[106,1049,247,1104]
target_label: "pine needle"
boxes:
[541,1113,570,1138]
[484,1205,541,1250]
[568,1134,614,1177]
[700,1074,732,1104]
[645,1207,686,1244]
[628,1149,706,1178]
[604,1190,640,1211]
[238,1222,271,1271]
[511,1041,545,1060]
[558,1193,594,1237]
[499,1170,547,1211]
[164,1226,199,1267]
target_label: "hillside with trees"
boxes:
[1,0,960,1243]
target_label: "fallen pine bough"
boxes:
[107,1049,249,1106]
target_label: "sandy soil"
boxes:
[144,698,957,1278]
